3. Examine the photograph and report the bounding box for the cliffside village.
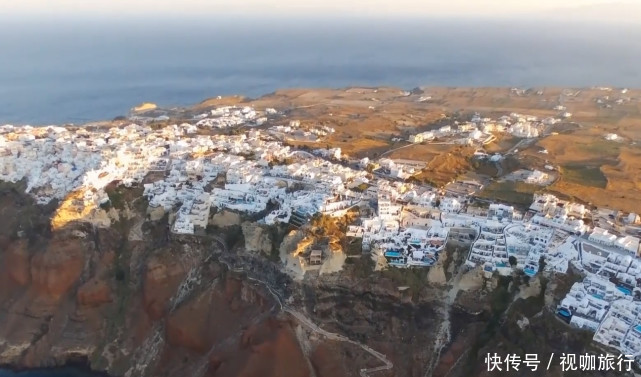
[1,104,641,363]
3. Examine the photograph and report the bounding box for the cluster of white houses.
[3,106,641,360]
[407,112,563,145]
[268,119,336,142]
[556,242,641,363]
[342,172,641,361]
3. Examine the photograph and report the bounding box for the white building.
[378,194,402,219]
[524,170,549,185]
[589,227,618,247]
[508,122,539,138]
[487,203,514,222]
[439,197,462,213]
[615,236,641,255]
[409,131,435,143]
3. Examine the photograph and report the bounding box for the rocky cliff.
[0,184,315,377]
[0,183,608,377]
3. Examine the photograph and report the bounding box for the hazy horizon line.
[2,12,640,26]
[3,0,639,17]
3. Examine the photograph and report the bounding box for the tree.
[508,255,517,267]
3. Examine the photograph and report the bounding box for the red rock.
[142,253,186,320]
[30,238,85,299]
[206,319,310,377]
[77,278,113,307]
[4,240,31,286]
[310,343,350,377]
[224,277,242,302]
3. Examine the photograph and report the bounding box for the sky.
[1,0,638,19]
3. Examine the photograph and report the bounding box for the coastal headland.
[1,86,640,377]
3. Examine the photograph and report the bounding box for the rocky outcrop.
[279,230,311,257]
[132,103,158,113]
[209,210,242,228]
[50,190,109,230]
[241,222,272,255]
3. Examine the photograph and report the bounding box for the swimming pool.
[617,286,632,296]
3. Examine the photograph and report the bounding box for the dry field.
[189,86,641,211]
[387,143,452,161]
[408,146,476,187]
[527,128,641,212]
[484,135,522,154]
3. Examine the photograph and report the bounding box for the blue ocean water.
[1,16,641,125]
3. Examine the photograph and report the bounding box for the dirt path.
[380,141,456,158]
[215,248,393,377]
[380,143,413,157]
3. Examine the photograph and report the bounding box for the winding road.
[210,237,393,377]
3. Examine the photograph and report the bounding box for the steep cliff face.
[0,184,316,377]
[0,184,595,377]
[0,184,449,377]
[296,279,444,377]
[205,319,311,377]
[0,222,315,377]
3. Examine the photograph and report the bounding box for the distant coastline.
[4,84,641,128]
[2,18,641,125]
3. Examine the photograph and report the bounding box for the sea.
[2,16,641,126]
